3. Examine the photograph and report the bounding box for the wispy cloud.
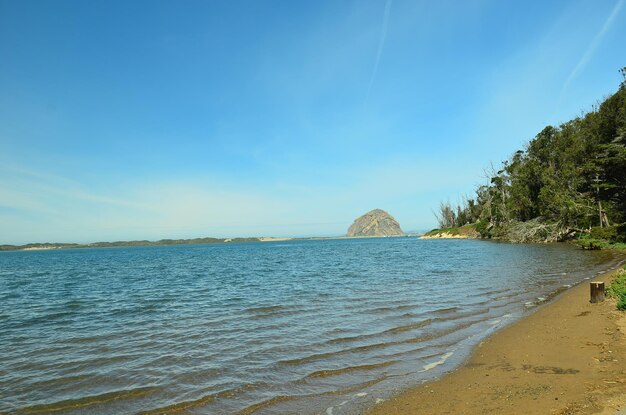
[560,0,624,97]
[365,0,393,103]
[0,161,146,212]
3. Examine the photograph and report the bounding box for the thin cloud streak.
[560,0,624,97]
[365,0,393,104]
[0,162,148,213]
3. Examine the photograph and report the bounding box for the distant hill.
[347,209,404,237]
[0,237,261,251]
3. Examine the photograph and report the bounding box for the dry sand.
[369,266,626,415]
[419,233,470,239]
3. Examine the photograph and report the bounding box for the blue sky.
[1,0,625,244]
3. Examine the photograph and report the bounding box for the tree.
[434,69,626,240]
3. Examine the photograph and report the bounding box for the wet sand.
[369,266,626,415]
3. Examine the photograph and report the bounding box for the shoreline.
[1,234,420,252]
[369,260,626,415]
[419,233,472,239]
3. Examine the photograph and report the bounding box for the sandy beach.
[369,263,626,415]
[419,232,471,239]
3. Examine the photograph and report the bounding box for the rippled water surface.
[0,238,622,414]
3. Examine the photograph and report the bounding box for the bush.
[608,267,626,310]
[589,226,619,242]
[617,223,626,242]
[575,237,611,250]
[575,224,626,249]
[475,220,491,237]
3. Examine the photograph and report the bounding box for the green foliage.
[587,225,626,242]
[574,231,626,250]
[608,267,626,311]
[434,199,481,229]
[435,68,626,245]
[474,220,491,237]
[574,237,612,250]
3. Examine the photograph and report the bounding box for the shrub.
[589,226,619,242]
[617,223,626,242]
[608,267,626,311]
[475,220,491,237]
[575,238,611,250]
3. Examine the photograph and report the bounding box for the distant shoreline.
[0,233,422,252]
[0,237,261,252]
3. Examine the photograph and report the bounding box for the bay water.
[0,238,622,414]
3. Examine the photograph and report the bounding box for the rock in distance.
[347,209,404,237]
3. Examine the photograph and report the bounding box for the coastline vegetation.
[608,265,626,310]
[434,68,626,247]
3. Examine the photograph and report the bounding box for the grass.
[608,266,626,311]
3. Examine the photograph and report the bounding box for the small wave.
[328,309,487,347]
[493,292,521,301]
[245,305,304,320]
[139,384,262,414]
[247,305,287,314]
[421,351,454,372]
[329,319,434,345]
[237,377,388,415]
[64,301,83,310]
[382,319,433,334]
[280,318,485,366]
[466,287,510,299]
[358,304,416,314]
[321,376,387,396]
[17,387,158,414]
[18,311,76,327]
[298,360,398,382]
[60,332,120,345]
[488,297,529,311]
[384,339,458,361]
[25,373,94,390]
[237,395,296,415]
[223,296,244,303]
[29,352,144,373]
[248,311,294,320]
[432,306,459,315]
[28,271,51,278]
[428,308,489,324]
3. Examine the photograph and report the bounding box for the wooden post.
[590,282,605,303]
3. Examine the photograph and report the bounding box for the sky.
[0,0,625,244]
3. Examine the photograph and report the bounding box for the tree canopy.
[435,68,626,243]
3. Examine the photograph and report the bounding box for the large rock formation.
[347,209,404,237]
